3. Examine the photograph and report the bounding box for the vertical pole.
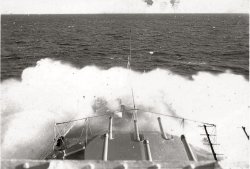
[204,125,217,161]
[130,29,131,60]
[180,135,197,161]
[157,117,168,139]
[103,133,109,161]
[109,116,113,139]
[85,118,88,146]
[127,29,131,69]
[63,150,66,160]
[54,123,57,140]
[242,126,249,140]
[144,140,152,161]
[134,119,140,141]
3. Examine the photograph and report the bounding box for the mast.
[127,28,136,110]
[127,28,140,141]
[127,29,131,70]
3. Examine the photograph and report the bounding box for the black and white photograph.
[1,0,249,168]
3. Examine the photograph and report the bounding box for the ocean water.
[1,14,249,164]
[1,14,249,80]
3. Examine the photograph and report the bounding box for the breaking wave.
[1,58,249,163]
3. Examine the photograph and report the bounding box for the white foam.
[1,58,249,162]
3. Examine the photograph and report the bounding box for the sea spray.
[1,58,249,162]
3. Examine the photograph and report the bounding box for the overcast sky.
[1,0,249,14]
